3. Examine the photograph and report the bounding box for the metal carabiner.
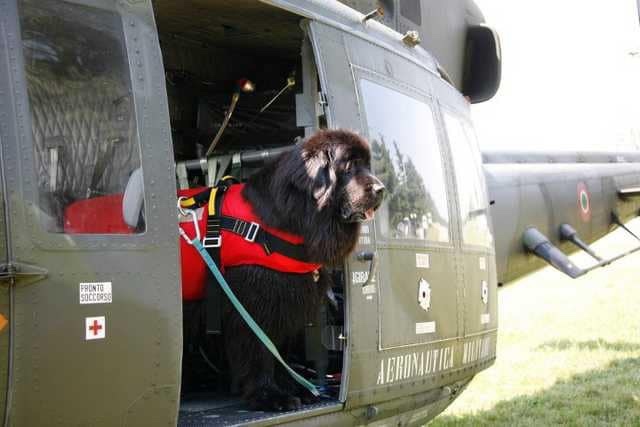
[177,197,201,245]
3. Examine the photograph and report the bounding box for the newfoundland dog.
[222,129,384,411]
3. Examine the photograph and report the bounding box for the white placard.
[415,321,436,335]
[352,271,369,285]
[359,235,372,245]
[416,253,430,269]
[362,284,376,295]
[85,316,106,340]
[481,313,491,324]
[79,282,112,305]
[479,257,486,270]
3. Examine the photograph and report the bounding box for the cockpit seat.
[63,167,144,234]
[26,72,139,230]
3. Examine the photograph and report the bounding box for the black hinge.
[0,262,48,287]
[317,91,328,116]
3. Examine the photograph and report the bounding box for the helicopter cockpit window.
[444,113,493,248]
[359,79,450,243]
[18,0,145,234]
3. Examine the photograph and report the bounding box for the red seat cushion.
[64,194,133,234]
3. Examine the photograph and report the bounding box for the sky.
[472,0,640,152]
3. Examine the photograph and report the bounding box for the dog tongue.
[364,208,375,221]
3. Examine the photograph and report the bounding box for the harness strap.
[191,238,320,397]
[218,216,311,262]
[181,178,313,263]
[202,177,237,334]
[183,176,317,332]
[180,188,212,210]
[178,176,237,213]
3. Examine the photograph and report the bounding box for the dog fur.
[221,129,384,411]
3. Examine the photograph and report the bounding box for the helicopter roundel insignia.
[577,182,591,222]
[417,278,431,312]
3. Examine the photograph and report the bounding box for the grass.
[430,218,640,426]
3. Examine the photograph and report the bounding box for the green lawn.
[431,219,640,426]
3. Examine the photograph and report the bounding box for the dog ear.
[310,148,337,209]
[313,150,338,210]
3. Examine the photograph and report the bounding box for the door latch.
[356,251,377,287]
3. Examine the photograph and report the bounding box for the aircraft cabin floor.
[178,392,340,426]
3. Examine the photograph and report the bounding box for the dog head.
[294,129,385,223]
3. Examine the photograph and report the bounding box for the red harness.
[178,183,321,301]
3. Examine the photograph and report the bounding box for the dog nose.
[373,182,385,195]
[371,177,385,196]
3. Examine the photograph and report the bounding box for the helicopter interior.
[153,0,346,419]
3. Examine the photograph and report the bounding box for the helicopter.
[0,0,639,426]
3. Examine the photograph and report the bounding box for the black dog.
[222,129,384,411]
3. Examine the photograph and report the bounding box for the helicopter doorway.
[150,1,348,421]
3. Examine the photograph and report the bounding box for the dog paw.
[249,392,302,412]
[300,391,320,405]
[279,395,302,411]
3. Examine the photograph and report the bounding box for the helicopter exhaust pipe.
[558,224,603,261]
[524,222,640,279]
[522,227,583,278]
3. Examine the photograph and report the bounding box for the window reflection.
[360,79,449,243]
[19,0,145,234]
[444,113,493,247]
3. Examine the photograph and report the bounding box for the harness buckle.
[177,197,201,245]
[203,236,222,248]
[245,222,260,243]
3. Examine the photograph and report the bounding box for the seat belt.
[87,137,121,198]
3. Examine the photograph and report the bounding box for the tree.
[372,136,445,236]
[371,137,397,195]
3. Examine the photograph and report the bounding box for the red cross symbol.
[89,319,103,336]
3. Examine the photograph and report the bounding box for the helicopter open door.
[308,19,463,405]
[305,20,378,403]
[0,0,181,424]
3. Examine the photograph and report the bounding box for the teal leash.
[191,238,320,397]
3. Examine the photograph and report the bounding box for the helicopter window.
[18,0,145,234]
[444,112,493,248]
[359,79,450,243]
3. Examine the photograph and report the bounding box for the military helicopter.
[0,0,639,426]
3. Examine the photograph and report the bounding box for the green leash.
[191,238,320,397]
